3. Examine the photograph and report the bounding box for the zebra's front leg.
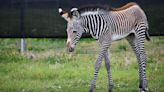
[89,47,108,92]
[104,52,113,92]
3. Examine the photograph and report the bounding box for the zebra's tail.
[145,28,150,41]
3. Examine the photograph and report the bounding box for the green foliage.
[0,37,163,92]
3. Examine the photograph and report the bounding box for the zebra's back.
[105,4,148,41]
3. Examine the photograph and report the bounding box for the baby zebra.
[58,2,150,92]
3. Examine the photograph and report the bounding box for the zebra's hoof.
[89,89,93,92]
[139,88,148,92]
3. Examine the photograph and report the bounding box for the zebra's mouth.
[68,47,74,52]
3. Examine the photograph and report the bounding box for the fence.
[0,0,164,53]
[0,0,164,38]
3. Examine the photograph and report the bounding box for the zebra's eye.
[73,31,77,33]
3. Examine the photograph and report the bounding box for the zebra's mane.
[78,5,111,16]
[77,2,138,16]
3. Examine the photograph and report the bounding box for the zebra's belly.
[112,34,128,41]
[111,30,135,41]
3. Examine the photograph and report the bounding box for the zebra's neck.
[81,14,107,39]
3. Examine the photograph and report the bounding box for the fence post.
[20,0,26,54]
[21,38,26,54]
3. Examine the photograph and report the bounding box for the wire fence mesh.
[0,0,164,38]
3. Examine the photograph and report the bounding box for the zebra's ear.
[71,8,80,19]
[58,7,70,21]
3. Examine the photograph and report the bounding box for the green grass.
[0,37,163,92]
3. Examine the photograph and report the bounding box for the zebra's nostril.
[68,47,74,52]
[67,47,74,52]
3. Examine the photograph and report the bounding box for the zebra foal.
[58,2,150,92]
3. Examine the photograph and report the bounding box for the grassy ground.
[0,37,163,92]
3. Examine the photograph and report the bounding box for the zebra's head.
[58,8,84,52]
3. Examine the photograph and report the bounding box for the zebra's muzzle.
[68,47,74,52]
[66,41,75,52]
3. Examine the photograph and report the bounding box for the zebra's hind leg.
[126,33,148,92]
[104,52,113,92]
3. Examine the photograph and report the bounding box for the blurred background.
[0,0,164,38]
